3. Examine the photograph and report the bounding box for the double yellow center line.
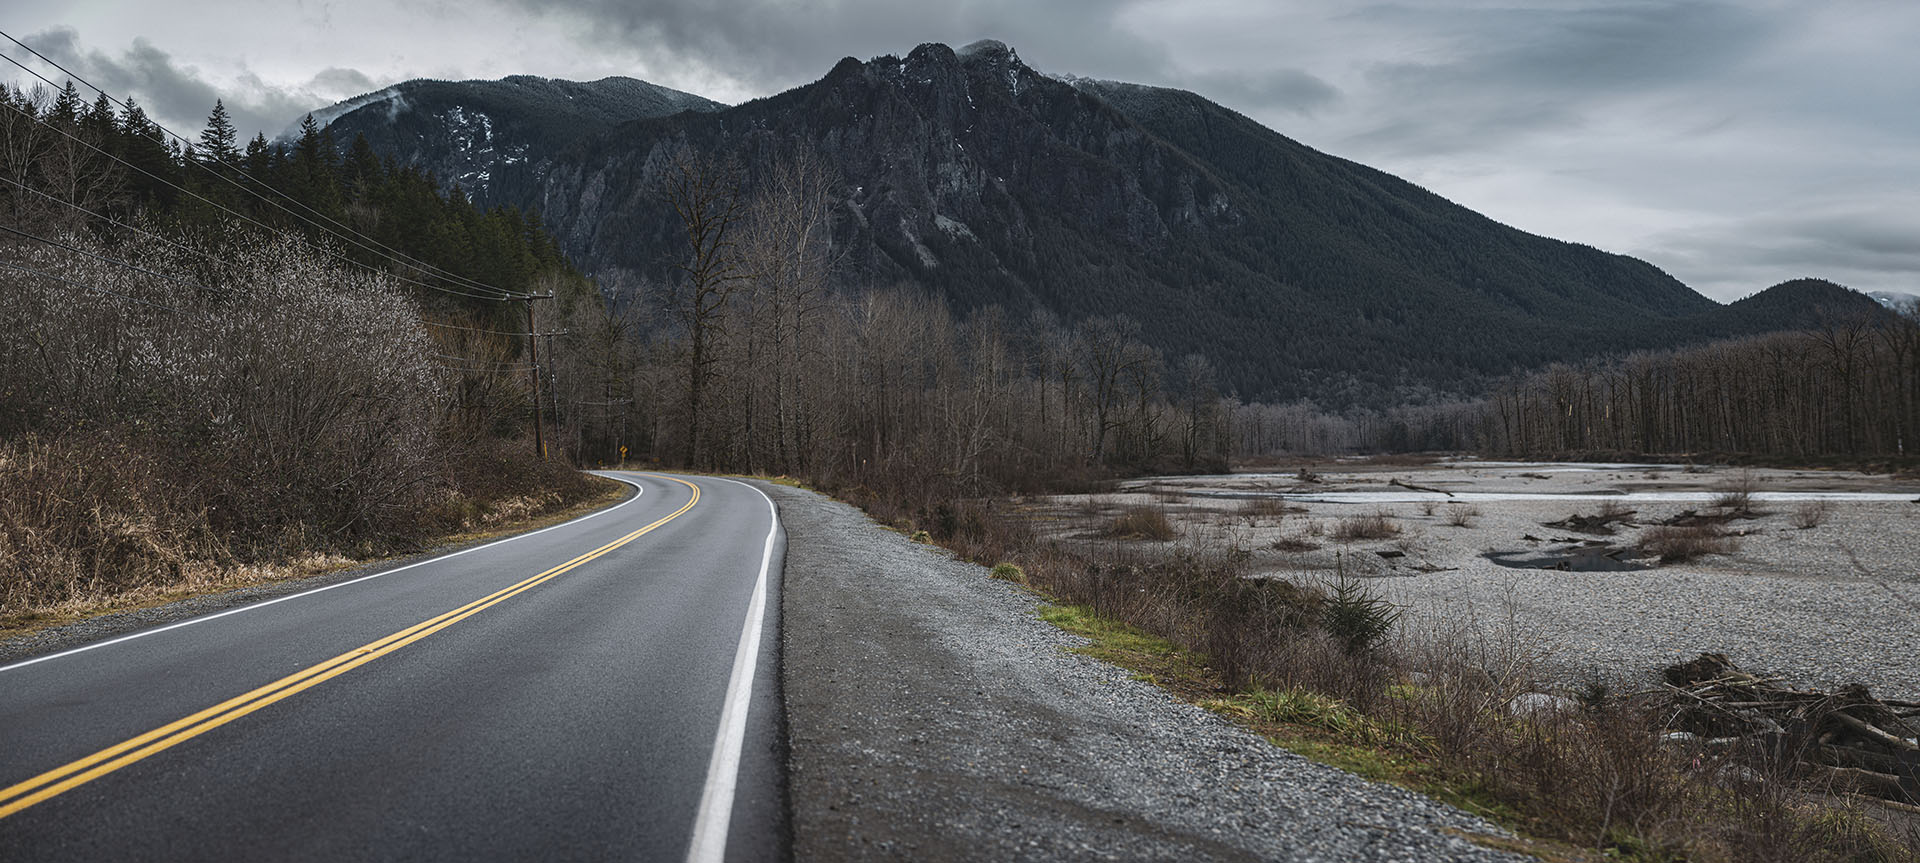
[0,474,698,821]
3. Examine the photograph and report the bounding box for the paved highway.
[0,472,786,862]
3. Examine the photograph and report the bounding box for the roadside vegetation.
[881,494,1920,862]
[0,85,611,629]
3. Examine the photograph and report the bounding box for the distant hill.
[311,75,721,202]
[311,41,1890,404]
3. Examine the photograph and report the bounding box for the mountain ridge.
[310,41,1890,404]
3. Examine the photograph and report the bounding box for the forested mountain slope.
[312,75,721,206]
[317,40,1886,404]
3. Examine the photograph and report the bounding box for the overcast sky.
[8,0,1918,302]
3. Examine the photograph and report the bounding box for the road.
[0,472,786,862]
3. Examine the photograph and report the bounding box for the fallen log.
[1389,478,1453,497]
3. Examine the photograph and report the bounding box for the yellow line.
[0,474,701,820]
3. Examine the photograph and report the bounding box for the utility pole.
[526,294,554,460]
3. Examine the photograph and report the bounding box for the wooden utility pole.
[526,294,553,460]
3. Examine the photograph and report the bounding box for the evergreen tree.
[50,82,83,128]
[198,99,241,164]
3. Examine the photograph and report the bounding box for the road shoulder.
[769,484,1527,862]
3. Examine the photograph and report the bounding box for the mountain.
[312,41,1887,404]
[310,75,722,201]
[1868,290,1919,318]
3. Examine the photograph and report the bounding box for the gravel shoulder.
[767,483,1526,862]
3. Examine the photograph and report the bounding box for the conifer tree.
[198,99,241,164]
[50,82,83,127]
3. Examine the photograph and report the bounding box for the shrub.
[1238,497,1295,518]
[1332,511,1401,542]
[1637,524,1739,563]
[1321,571,1402,654]
[1712,469,1761,514]
[1271,534,1320,553]
[1106,506,1177,541]
[1792,499,1833,530]
[1443,504,1480,528]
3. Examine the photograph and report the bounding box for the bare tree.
[656,146,748,468]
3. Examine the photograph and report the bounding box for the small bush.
[1637,524,1739,563]
[1271,535,1320,553]
[1712,469,1761,514]
[989,562,1026,583]
[1321,571,1402,654]
[1106,506,1177,541]
[909,529,932,543]
[1443,504,1481,528]
[1238,497,1295,518]
[1792,499,1833,530]
[1332,511,1401,542]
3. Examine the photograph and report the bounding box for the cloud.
[1182,68,1338,115]
[1345,2,1778,155]
[1643,202,1920,299]
[14,27,388,142]
[464,0,1170,98]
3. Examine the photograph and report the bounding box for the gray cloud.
[18,26,386,142]
[1182,68,1338,116]
[1643,203,1920,299]
[470,0,1171,96]
[1348,2,1777,154]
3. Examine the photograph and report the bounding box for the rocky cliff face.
[316,42,1884,403]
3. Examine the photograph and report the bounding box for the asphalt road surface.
[0,472,786,862]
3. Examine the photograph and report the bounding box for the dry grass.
[1106,506,1178,541]
[1637,524,1740,563]
[0,431,612,632]
[1238,497,1299,518]
[1332,511,1402,542]
[1793,499,1835,530]
[1443,504,1481,528]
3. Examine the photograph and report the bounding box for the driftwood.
[1389,478,1453,497]
[1544,509,1638,536]
[1661,653,1920,806]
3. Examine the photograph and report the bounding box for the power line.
[0,98,512,303]
[0,82,520,304]
[0,258,186,314]
[0,32,526,301]
[0,174,233,269]
[0,222,215,297]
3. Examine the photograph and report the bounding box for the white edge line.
[0,474,647,676]
[686,477,780,863]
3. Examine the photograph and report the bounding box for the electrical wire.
[0,222,215,296]
[0,88,520,303]
[0,32,526,301]
[0,258,187,314]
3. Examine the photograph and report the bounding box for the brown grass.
[1332,511,1402,542]
[1238,497,1299,518]
[0,431,611,631]
[1793,499,1835,530]
[1637,524,1740,563]
[1443,504,1481,528]
[1106,506,1178,541]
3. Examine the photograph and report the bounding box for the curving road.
[0,472,786,862]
